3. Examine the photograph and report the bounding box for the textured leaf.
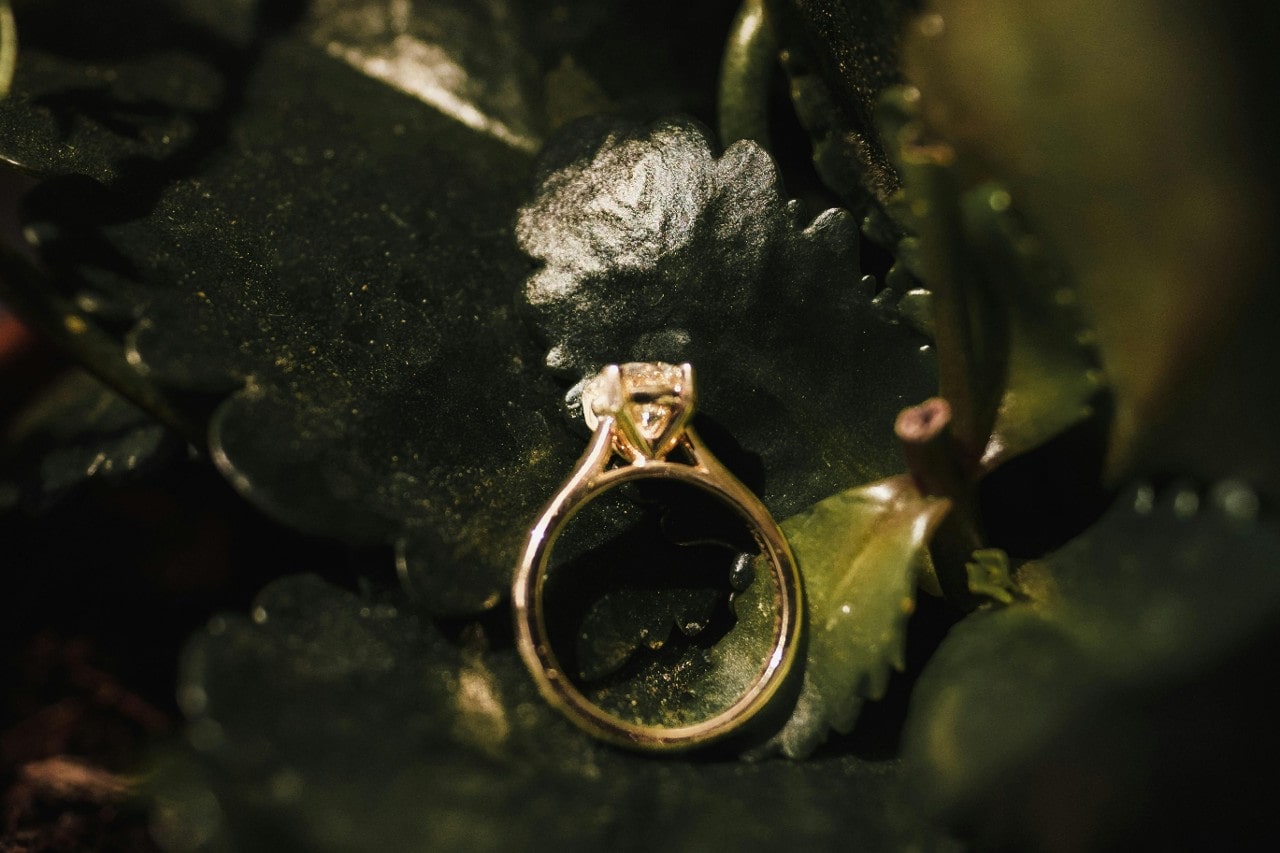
[902,481,1280,847]
[158,573,961,852]
[0,0,743,614]
[752,474,950,758]
[518,116,935,520]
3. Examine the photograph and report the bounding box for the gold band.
[512,363,803,751]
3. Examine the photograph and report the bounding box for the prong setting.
[580,362,693,460]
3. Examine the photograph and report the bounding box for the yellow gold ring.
[512,362,803,751]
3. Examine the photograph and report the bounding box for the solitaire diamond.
[581,362,692,458]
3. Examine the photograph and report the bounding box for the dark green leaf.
[518,116,935,519]
[1,368,180,510]
[903,482,1280,847]
[159,573,959,852]
[764,0,920,212]
[0,0,744,614]
[0,0,916,617]
[879,88,1105,472]
[900,0,1280,491]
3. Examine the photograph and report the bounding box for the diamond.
[581,362,692,458]
[619,362,685,439]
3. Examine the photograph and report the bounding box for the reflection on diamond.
[581,363,690,453]
[619,362,685,442]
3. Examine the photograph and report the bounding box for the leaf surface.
[754,474,950,758]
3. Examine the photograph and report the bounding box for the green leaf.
[903,482,1280,847]
[0,1,761,615]
[752,474,950,759]
[518,116,935,519]
[158,573,960,852]
[881,90,1105,470]
[957,185,1104,470]
[900,0,1280,491]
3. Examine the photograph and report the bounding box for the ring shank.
[512,422,803,751]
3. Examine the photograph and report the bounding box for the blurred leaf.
[0,0,744,614]
[161,573,960,852]
[881,88,1105,471]
[763,0,920,212]
[903,481,1280,847]
[958,184,1105,470]
[751,474,950,758]
[1,368,181,510]
[901,0,1280,491]
[0,0,15,100]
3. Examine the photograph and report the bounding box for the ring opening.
[539,479,782,730]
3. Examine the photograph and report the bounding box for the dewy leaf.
[161,573,959,852]
[518,116,936,519]
[902,481,1280,847]
[752,474,951,759]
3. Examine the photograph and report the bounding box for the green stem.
[717,0,777,150]
[896,396,986,607]
[907,152,1008,465]
[1,0,16,99]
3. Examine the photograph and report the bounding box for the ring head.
[581,362,693,460]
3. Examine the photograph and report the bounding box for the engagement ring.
[512,363,803,751]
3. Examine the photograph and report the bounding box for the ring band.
[512,363,803,751]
